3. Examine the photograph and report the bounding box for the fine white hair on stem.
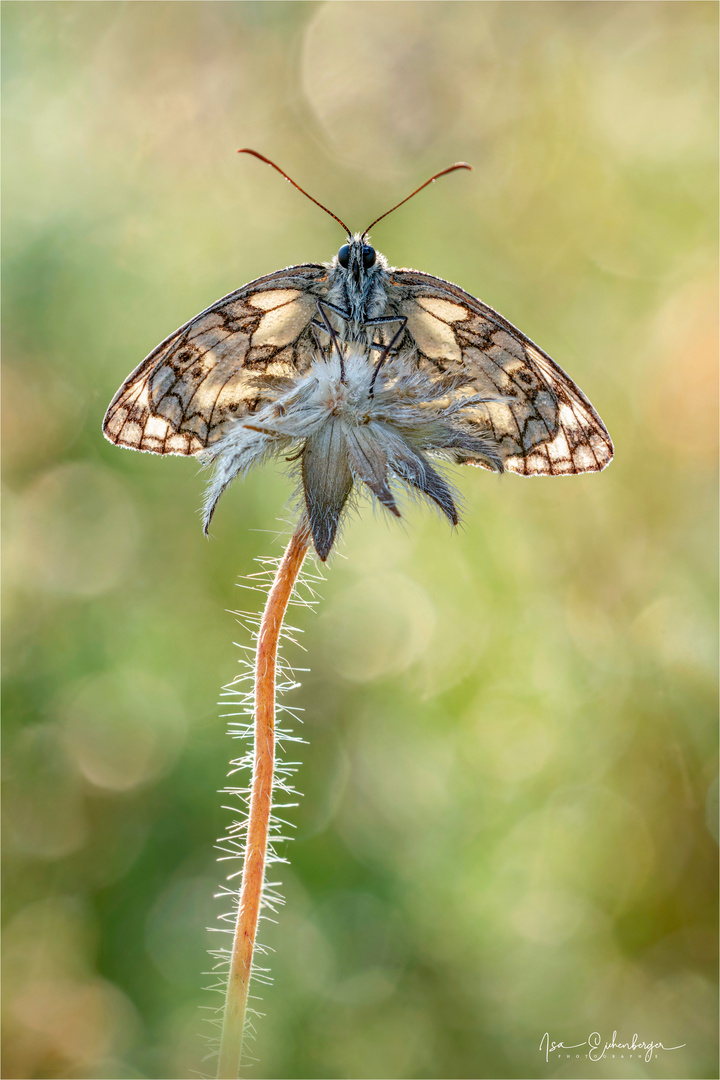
[199,340,506,562]
[202,521,320,1076]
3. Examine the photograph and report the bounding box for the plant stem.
[217,516,312,1080]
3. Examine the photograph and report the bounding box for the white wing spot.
[144,415,169,440]
[402,301,462,362]
[248,289,302,311]
[251,296,316,348]
[573,445,597,470]
[416,296,469,323]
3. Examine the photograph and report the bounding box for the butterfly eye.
[338,244,350,268]
[362,244,376,269]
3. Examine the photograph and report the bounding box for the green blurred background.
[3,3,717,1078]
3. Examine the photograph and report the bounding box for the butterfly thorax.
[325,233,390,331]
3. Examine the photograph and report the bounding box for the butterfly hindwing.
[103,265,328,455]
[389,269,613,475]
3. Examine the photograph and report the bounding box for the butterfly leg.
[313,300,400,345]
[312,299,352,382]
[367,318,407,398]
[312,301,408,397]
[313,298,352,326]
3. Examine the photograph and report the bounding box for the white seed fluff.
[200,345,505,560]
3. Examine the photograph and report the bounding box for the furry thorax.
[200,342,505,561]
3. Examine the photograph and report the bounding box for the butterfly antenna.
[238,149,352,237]
[362,162,472,236]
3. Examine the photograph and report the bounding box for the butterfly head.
[336,233,378,282]
[338,238,377,276]
[328,233,388,322]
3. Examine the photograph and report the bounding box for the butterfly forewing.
[389,270,613,475]
[103,265,328,455]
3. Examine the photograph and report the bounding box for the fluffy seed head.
[200,341,505,560]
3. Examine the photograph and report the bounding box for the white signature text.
[540,1030,686,1064]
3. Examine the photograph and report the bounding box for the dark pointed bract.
[302,422,354,560]
[344,425,401,518]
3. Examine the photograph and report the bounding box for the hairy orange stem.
[217,517,311,1080]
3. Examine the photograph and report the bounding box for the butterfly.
[103,150,613,502]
